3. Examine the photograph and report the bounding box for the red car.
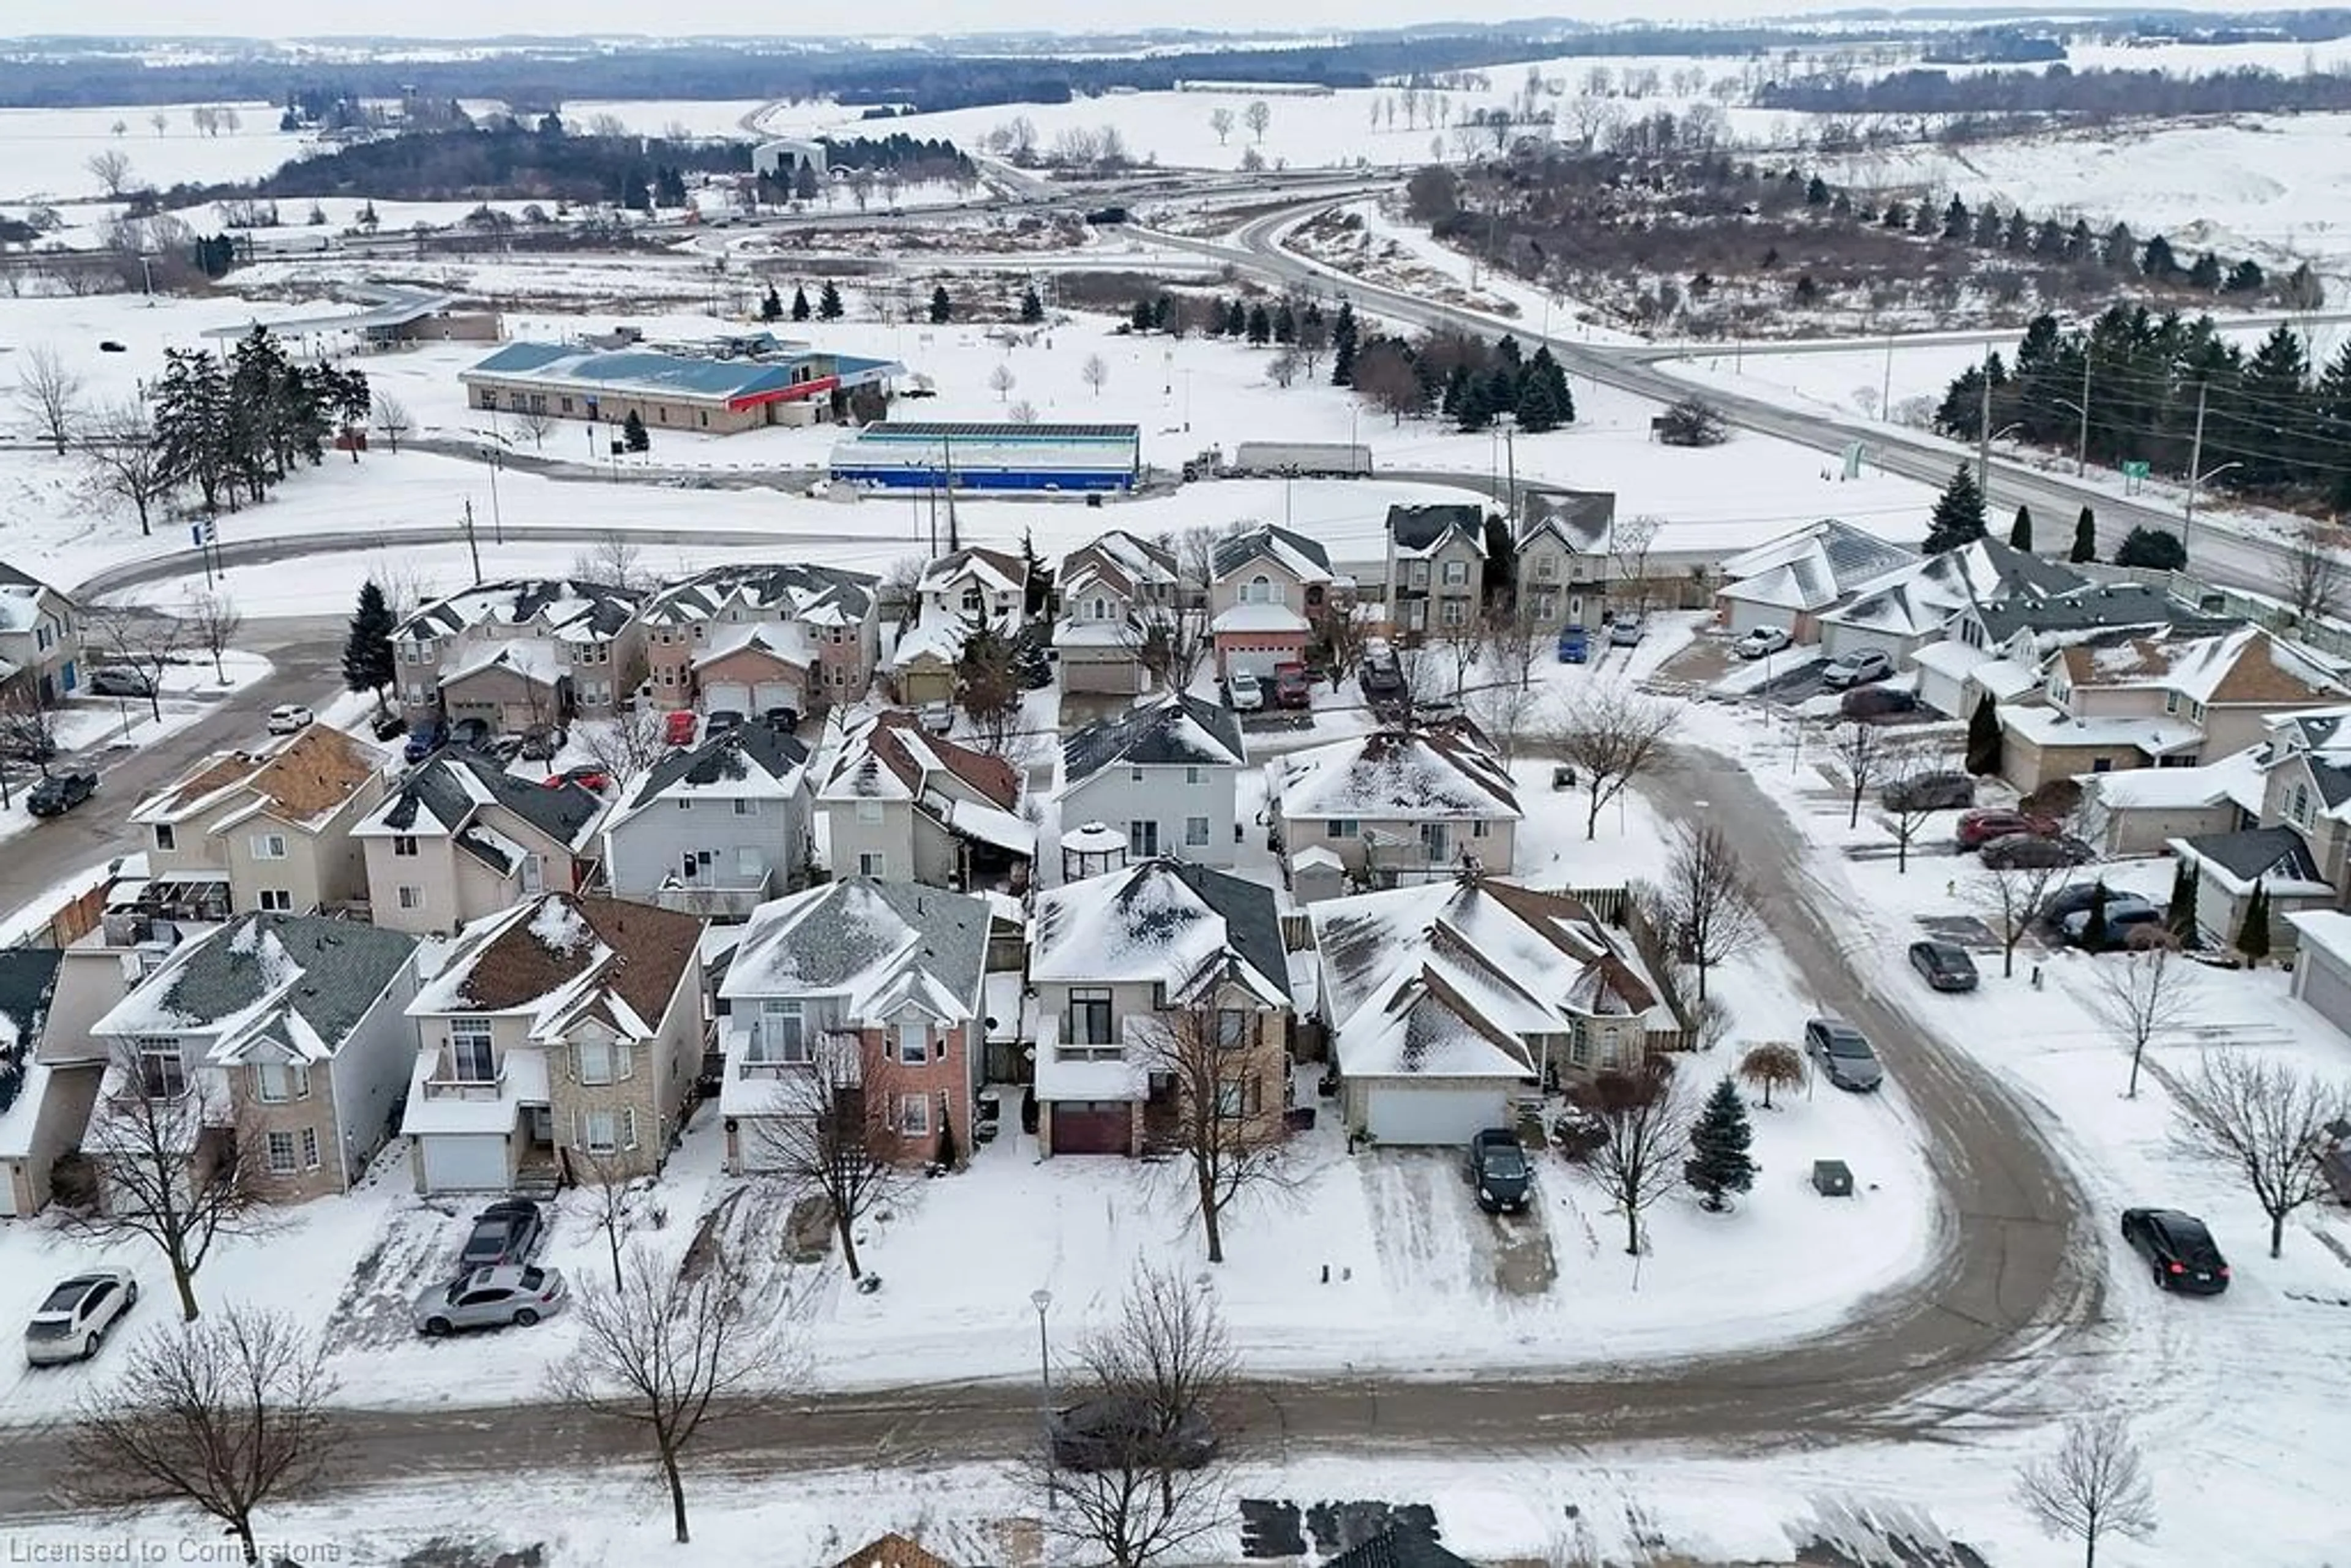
[1272,662,1312,710]
[544,768,612,793]
[1957,808,2058,850]
[663,710,698,748]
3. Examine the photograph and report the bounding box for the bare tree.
[573,533,648,591]
[1209,107,1235,146]
[1469,673,1542,764]
[1308,599,1365,692]
[577,710,672,784]
[88,607,181,723]
[1875,741,1954,873]
[746,1034,909,1282]
[988,364,1017,402]
[72,1048,272,1321]
[17,343,83,456]
[2014,1413,2157,1567]
[67,1308,338,1565]
[1549,687,1676,840]
[1575,1059,1692,1256]
[1736,1042,1805,1109]
[182,588,242,685]
[1133,998,1292,1265]
[1243,99,1272,143]
[1660,819,1762,1000]
[1264,348,1300,389]
[1970,861,2066,979]
[553,1241,792,1545]
[78,399,174,538]
[1007,399,1040,426]
[1607,512,1663,619]
[2169,1051,2350,1259]
[572,1144,649,1292]
[1435,608,1482,698]
[86,148,135,197]
[2277,522,2345,625]
[1826,720,1882,829]
[1030,1268,1240,1568]
[0,687,58,798]
[1477,602,1544,692]
[1355,340,1425,424]
[1083,353,1110,396]
[149,110,168,137]
[372,392,413,454]
[2088,943,2197,1098]
[1127,603,1209,694]
[514,404,557,449]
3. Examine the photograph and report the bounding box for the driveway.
[1359,1152,1557,1301]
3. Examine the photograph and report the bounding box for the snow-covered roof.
[1974,658,2042,701]
[924,791,1036,856]
[94,914,416,1064]
[395,577,640,645]
[438,637,564,689]
[355,749,601,853]
[889,606,973,670]
[818,710,1021,812]
[608,722,809,831]
[2086,746,2266,814]
[1060,693,1247,793]
[2285,909,2351,968]
[1909,639,1991,683]
[638,562,877,628]
[1060,529,1180,600]
[719,879,989,1022]
[691,619,818,672]
[2001,705,2201,756]
[1273,719,1520,824]
[1029,858,1288,1007]
[407,894,702,1043]
[1211,522,1332,585]
[1033,1020,1150,1103]
[1209,602,1311,634]
[1716,519,1918,612]
[1387,503,1485,560]
[2171,828,2334,899]
[2058,625,2342,707]
[917,546,1026,600]
[401,1043,549,1134]
[1821,538,2084,642]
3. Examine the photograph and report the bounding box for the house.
[888,547,1027,706]
[1913,577,2221,718]
[2287,910,2351,1037]
[815,710,1033,890]
[1057,694,1247,868]
[1209,523,1333,680]
[2167,827,2334,958]
[402,894,705,1194]
[715,879,989,1175]
[0,950,64,1217]
[461,337,903,434]
[1812,538,2083,667]
[1310,876,1676,1145]
[1027,858,1291,1157]
[2000,626,2344,794]
[602,721,814,917]
[639,562,880,718]
[1057,530,1183,696]
[2080,746,2263,857]
[128,727,385,918]
[1384,503,1487,643]
[1514,488,1614,631]
[1711,519,1918,642]
[2163,706,2351,955]
[0,563,79,705]
[352,750,604,934]
[89,914,422,1201]
[830,1536,959,1568]
[1270,718,1521,895]
[392,578,646,730]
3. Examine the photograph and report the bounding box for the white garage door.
[752,680,798,712]
[2298,947,2351,1030]
[1720,598,1783,637]
[418,1134,508,1193]
[1365,1085,1509,1147]
[0,1166,17,1217]
[1224,645,1286,680]
[701,681,751,714]
[1820,624,1907,663]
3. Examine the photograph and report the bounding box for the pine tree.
[1273,302,1295,344]
[2238,879,2273,966]
[817,279,843,320]
[1441,362,1471,421]
[760,283,782,322]
[928,285,952,324]
[1684,1076,1756,1213]
[790,283,811,322]
[1152,296,1173,333]
[1225,299,1247,337]
[1019,284,1043,324]
[1924,463,1987,553]
[1130,298,1155,332]
[1515,367,1564,433]
[2167,857,2199,945]
[1965,692,2003,776]
[1245,303,1271,345]
[1330,301,1359,389]
[2083,885,2112,952]
[622,410,649,452]
[342,580,397,704]
[2071,505,2098,563]
[2009,503,2033,551]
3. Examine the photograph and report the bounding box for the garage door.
[1821,625,1906,664]
[0,1166,17,1217]
[701,682,751,714]
[1050,1101,1133,1155]
[752,680,798,713]
[2298,947,2351,1029]
[1365,1085,1509,1147]
[418,1134,509,1193]
[1224,645,1286,680]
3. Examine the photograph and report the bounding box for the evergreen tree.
[1527,345,1573,424]
[1245,304,1272,345]
[1225,299,1247,337]
[2008,503,2033,550]
[1515,367,1565,433]
[1804,173,1829,204]
[1965,692,2003,776]
[2188,250,2223,291]
[1273,302,1295,344]
[1684,1077,1756,1212]
[2115,526,2186,569]
[2224,258,2267,295]
[790,283,811,322]
[2237,879,2273,966]
[1019,284,1043,324]
[1494,335,1523,370]
[342,580,396,703]
[2238,325,2311,488]
[928,285,952,324]
[1152,296,1174,333]
[2140,234,2178,278]
[1131,298,1155,332]
[1941,193,1970,239]
[1924,463,1987,553]
[760,283,782,322]
[2071,505,2098,563]
[622,409,649,452]
[2083,885,2112,952]
[817,279,843,320]
[1481,366,1517,423]
[2003,208,2033,252]
[1441,362,1471,421]
[2167,857,2199,946]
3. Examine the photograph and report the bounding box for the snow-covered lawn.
[0,102,313,206]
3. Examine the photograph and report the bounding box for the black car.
[2041,882,2114,928]
[1907,940,1979,992]
[1980,833,2096,870]
[1840,686,1919,721]
[26,771,97,818]
[1880,771,1974,812]
[1049,1395,1217,1472]
[447,717,493,750]
[457,1199,544,1272]
[1464,1128,1532,1214]
[1359,660,1404,699]
[759,705,800,735]
[519,724,567,762]
[370,711,410,742]
[2121,1207,2229,1294]
[705,708,745,735]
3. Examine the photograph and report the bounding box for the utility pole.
[1975,348,1992,499]
[1881,335,1893,422]
[1504,422,1518,519]
[2074,347,2093,477]
[462,497,482,585]
[943,430,959,553]
[2183,381,2208,560]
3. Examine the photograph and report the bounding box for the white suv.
[24,1269,138,1366]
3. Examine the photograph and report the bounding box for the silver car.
[413,1264,569,1337]
[25,1268,139,1366]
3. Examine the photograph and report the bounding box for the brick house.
[1208,523,1333,680]
[392,579,645,730]
[639,562,880,719]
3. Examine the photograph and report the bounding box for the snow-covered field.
[0,102,312,205]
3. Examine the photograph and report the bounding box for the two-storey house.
[0,563,80,706]
[1057,530,1183,696]
[1514,489,1614,633]
[88,913,421,1202]
[1208,524,1333,680]
[1712,519,1920,643]
[815,710,1032,890]
[353,750,604,934]
[716,878,989,1174]
[1026,858,1292,1157]
[393,579,646,731]
[639,562,880,720]
[1310,874,1676,1145]
[1057,694,1247,868]
[128,727,384,918]
[2159,705,2351,959]
[1270,716,1521,896]
[888,547,1028,707]
[602,721,814,917]
[401,893,705,1194]
[1384,504,1487,644]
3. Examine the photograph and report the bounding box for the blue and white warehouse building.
[828,421,1141,493]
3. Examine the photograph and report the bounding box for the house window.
[580,1107,637,1155]
[253,1062,308,1103]
[393,835,418,857]
[257,890,293,912]
[1441,560,1469,587]
[300,1127,320,1170]
[1214,1076,1262,1117]
[1408,561,1430,588]
[855,800,883,825]
[895,1093,930,1136]
[153,824,176,852]
[733,799,757,816]
[1186,816,1210,847]
[1328,818,1359,838]
[397,885,423,911]
[136,1037,184,1098]
[2164,692,2180,715]
[1569,1033,1591,1068]
[1439,599,1466,628]
[858,852,887,877]
[2290,784,2311,827]
[449,1021,496,1084]
[752,1000,809,1065]
[1216,1009,1248,1049]
[576,1037,632,1085]
[1534,555,1557,580]
[250,833,288,860]
[1185,767,1203,786]
[735,847,763,880]
[2091,758,2113,773]
[1069,987,1114,1046]
[676,798,694,811]
[1471,819,1491,839]
[896,1022,928,1065]
[1420,823,1450,861]
[266,1131,298,1174]
[1247,574,1273,604]
[1130,767,1146,784]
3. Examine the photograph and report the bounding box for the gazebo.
[1060,820,1126,883]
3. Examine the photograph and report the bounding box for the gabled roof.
[1325,1528,1479,1568]
[408,894,702,1039]
[918,546,1026,599]
[132,749,269,825]
[96,914,417,1063]
[438,637,563,690]
[638,561,877,628]
[612,722,809,825]
[1030,858,1289,1007]
[1061,693,1246,791]
[1973,580,2233,645]
[2058,625,2341,707]
[1822,538,2083,640]
[1717,519,1918,612]
[819,710,1021,811]
[2172,825,2331,898]
[0,949,62,1116]
[831,1536,958,1568]
[357,750,602,852]
[691,619,818,673]
[1386,503,1487,558]
[1516,486,1616,553]
[719,879,988,1021]
[393,578,641,645]
[1060,529,1181,598]
[1274,718,1520,823]
[0,572,70,632]
[1211,523,1332,585]
[130,727,378,831]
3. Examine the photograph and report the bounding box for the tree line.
[1758,62,2351,118]
[130,328,369,523]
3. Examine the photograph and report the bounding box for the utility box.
[1812,1159,1854,1198]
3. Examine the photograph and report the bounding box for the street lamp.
[1030,1288,1054,1495]
[2183,460,2241,560]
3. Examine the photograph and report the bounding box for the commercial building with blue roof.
[459,334,904,435]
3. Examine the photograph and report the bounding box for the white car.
[1733,626,1792,659]
[24,1269,138,1366]
[1821,649,1895,689]
[1226,671,1265,712]
[266,703,315,735]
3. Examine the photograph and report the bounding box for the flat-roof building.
[828,421,1141,492]
[458,336,904,435]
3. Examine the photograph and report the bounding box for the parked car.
[26,770,96,819]
[413,1264,570,1336]
[1555,625,1589,664]
[1839,686,1918,721]
[86,665,154,699]
[98,339,127,353]
[2059,895,2164,947]
[457,1198,544,1272]
[1272,662,1311,710]
[403,721,445,763]
[545,765,611,793]
[1608,617,1645,648]
[1804,1016,1884,1092]
[1821,649,1895,689]
[663,710,699,747]
[760,705,801,735]
[1957,808,2058,850]
[703,709,745,737]
[1907,940,1980,992]
[2121,1207,2229,1294]
[2041,882,2114,927]
[266,703,313,735]
[1049,1395,1218,1472]
[519,724,567,762]
[447,717,493,750]
[1881,771,1974,813]
[1732,626,1791,659]
[1226,670,1265,713]
[1981,833,2096,870]
[370,711,408,743]
[1464,1128,1532,1214]
[918,702,956,735]
[23,1269,138,1366]
[1360,656,1405,696]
